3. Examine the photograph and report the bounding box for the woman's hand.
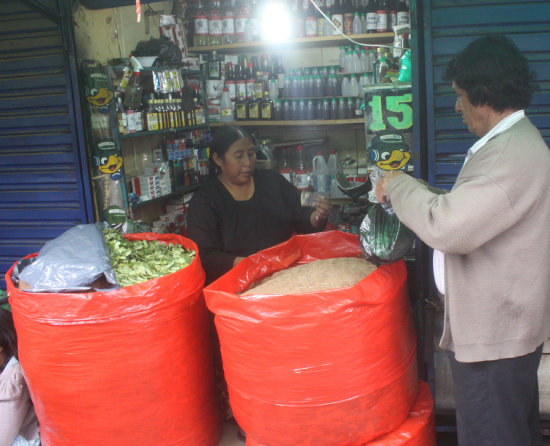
[310,195,331,228]
[375,171,403,204]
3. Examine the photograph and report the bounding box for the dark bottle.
[396,0,409,24]
[366,0,377,33]
[274,99,283,120]
[337,97,346,119]
[247,92,260,120]
[298,99,307,120]
[290,99,299,120]
[330,97,338,119]
[235,91,248,120]
[342,0,354,34]
[376,0,389,33]
[306,99,315,120]
[331,0,344,35]
[389,0,397,29]
[261,91,274,120]
[283,99,292,120]
[322,98,330,120]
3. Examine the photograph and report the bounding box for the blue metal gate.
[0,0,92,289]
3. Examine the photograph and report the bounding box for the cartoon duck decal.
[94,151,123,180]
[87,87,114,108]
[369,131,411,171]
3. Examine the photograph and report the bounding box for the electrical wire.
[308,0,405,50]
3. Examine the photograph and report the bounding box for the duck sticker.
[94,152,123,180]
[369,131,411,171]
[87,87,114,110]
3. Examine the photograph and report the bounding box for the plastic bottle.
[327,149,340,197]
[352,48,362,73]
[220,87,233,122]
[349,74,359,96]
[234,0,248,43]
[341,75,350,97]
[312,151,329,195]
[360,47,369,71]
[352,11,362,34]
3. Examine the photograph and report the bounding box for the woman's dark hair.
[208,125,254,177]
[443,34,538,111]
[0,303,17,361]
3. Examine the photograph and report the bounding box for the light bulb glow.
[261,2,291,44]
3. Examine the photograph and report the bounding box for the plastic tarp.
[6,233,221,446]
[204,230,418,446]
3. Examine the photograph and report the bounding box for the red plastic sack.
[204,231,418,446]
[6,233,221,446]
[367,381,436,446]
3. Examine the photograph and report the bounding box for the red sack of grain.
[6,233,221,446]
[204,230,418,446]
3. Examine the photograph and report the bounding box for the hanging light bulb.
[261,1,291,43]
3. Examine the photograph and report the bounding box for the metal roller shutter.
[0,0,92,290]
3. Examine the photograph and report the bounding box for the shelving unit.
[210,118,364,127]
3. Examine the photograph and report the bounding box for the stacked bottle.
[191,0,410,46]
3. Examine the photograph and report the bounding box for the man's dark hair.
[443,34,538,111]
[0,305,17,360]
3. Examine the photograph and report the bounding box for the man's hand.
[375,171,404,204]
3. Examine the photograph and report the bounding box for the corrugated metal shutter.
[0,0,93,289]
[422,0,550,189]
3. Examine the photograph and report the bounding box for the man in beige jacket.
[377,34,550,446]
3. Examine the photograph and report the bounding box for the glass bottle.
[366,0,377,33]
[248,92,260,120]
[194,0,209,46]
[234,0,248,43]
[221,0,235,44]
[260,91,274,120]
[235,91,248,120]
[208,0,223,45]
[376,0,388,33]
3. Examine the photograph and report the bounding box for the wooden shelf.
[188,33,394,53]
[130,184,200,209]
[119,124,209,139]
[209,118,364,127]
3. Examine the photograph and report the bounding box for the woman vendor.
[187,125,331,284]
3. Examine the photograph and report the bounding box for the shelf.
[130,183,200,209]
[188,33,394,53]
[119,124,209,139]
[209,118,364,127]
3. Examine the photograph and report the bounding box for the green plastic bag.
[359,203,415,265]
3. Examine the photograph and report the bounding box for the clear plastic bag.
[360,203,415,265]
[17,223,118,292]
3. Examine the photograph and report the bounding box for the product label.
[194,17,208,35]
[317,18,325,36]
[294,171,311,190]
[236,81,246,99]
[146,112,159,131]
[221,108,233,117]
[279,168,292,183]
[235,17,247,34]
[397,11,409,24]
[376,11,388,32]
[305,17,318,37]
[226,81,236,100]
[236,103,247,120]
[261,102,272,119]
[208,18,222,36]
[366,12,377,31]
[246,79,255,99]
[343,13,354,34]
[222,17,235,34]
[253,81,264,99]
[331,13,343,34]
[248,103,259,119]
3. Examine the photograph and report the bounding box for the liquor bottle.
[221,0,235,44]
[193,0,209,46]
[293,145,311,191]
[396,0,409,24]
[342,0,354,34]
[324,0,334,36]
[304,0,317,37]
[316,0,326,37]
[260,91,274,120]
[366,0,377,33]
[389,0,397,29]
[235,91,248,120]
[278,147,293,183]
[208,0,223,45]
[331,0,344,35]
[376,0,388,33]
[245,62,255,99]
[248,0,261,42]
[247,92,260,120]
[234,0,248,43]
[220,87,234,122]
[225,62,236,100]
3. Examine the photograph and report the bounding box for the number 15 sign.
[363,83,413,134]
